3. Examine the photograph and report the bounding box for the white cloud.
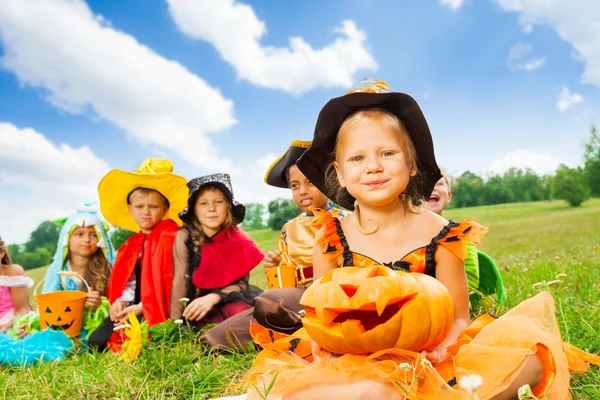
[488,150,565,176]
[497,0,600,86]
[557,86,583,112]
[507,42,546,71]
[234,153,287,206]
[440,0,465,10]
[522,57,546,71]
[166,0,377,94]
[0,0,236,172]
[0,122,110,243]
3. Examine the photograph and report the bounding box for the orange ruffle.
[246,292,599,400]
[438,220,488,261]
[309,207,344,260]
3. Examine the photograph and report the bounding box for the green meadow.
[2,199,599,399]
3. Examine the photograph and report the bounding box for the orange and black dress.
[244,209,600,400]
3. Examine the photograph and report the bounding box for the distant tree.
[554,165,590,207]
[242,203,267,231]
[24,221,60,254]
[18,247,53,270]
[538,175,554,201]
[110,228,135,251]
[451,171,485,208]
[6,244,22,263]
[583,124,600,196]
[267,198,301,231]
[483,175,514,205]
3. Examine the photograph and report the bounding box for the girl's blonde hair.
[325,109,426,233]
[0,236,11,265]
[187,186,235,253]
[440,168,452,192]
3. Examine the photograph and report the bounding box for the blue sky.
[1,0,598,243]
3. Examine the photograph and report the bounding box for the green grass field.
[2,199,600,399]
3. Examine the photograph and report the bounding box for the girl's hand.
[86,290,102,312]
[109,301,127,322]
[183,294,220,321]
[17,322,30,338]
[311,339,338,360]
[263,251,281,269]
[0,323,9,333]
[115,303,143,324]
[420,347,449,366]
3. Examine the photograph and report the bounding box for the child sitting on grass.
[88,158,188,351]
[0,236,32,334]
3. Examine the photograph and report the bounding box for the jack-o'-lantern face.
[43,305,76,331]
[37,290,87,337]
[300,265,454,354]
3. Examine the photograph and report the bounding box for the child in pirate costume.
[169,173,264,329]
[202,141,346,349]
[88,158,188,351]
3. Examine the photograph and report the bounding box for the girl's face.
[288,165,329,213]
[69,226,99,258]
[194,188,230,236]
[425,177,452,216]
[334,119,416,208]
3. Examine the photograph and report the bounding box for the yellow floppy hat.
[98,158,189,232]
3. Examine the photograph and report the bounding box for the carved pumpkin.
[36,290,88,337]
[300,265,454,354]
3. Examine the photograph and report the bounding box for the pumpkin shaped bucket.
[266,265,297,289]
[34,271,89,338]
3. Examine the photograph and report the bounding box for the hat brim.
[98,169,189,232]
[297,92,441,210]
[179,182,246,225]
[264,141,312,188]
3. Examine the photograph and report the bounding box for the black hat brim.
[264,143,311,188]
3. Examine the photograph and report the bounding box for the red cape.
[107,219,178,326]
[192,227,264,289]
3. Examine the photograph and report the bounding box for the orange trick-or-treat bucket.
[34,271,89,337]
[266,265,297,289]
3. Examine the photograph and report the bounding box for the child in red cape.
[88,158,188,351]
[170,173,264,329]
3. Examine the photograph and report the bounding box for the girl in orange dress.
[239,79,600,400]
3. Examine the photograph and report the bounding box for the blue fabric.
[0,330,74,366]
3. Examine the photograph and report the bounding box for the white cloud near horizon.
[557,86,583,112]
[0,122,110,243]
[497,0,600,87]
[440,0,465,10]
[507,42,546,71]
[0,0,236,172]
[166,0,377,94]
[488,149,565,176]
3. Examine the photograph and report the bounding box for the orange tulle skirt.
[244,292,600,400]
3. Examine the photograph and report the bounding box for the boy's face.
[128,190,169,233]
[425,177,452,216]
[288,165,329,213]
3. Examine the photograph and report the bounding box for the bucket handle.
[33,271,92,296]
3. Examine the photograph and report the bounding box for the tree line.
[449,126,599,209]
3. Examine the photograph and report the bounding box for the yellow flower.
[119,312,143,362]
